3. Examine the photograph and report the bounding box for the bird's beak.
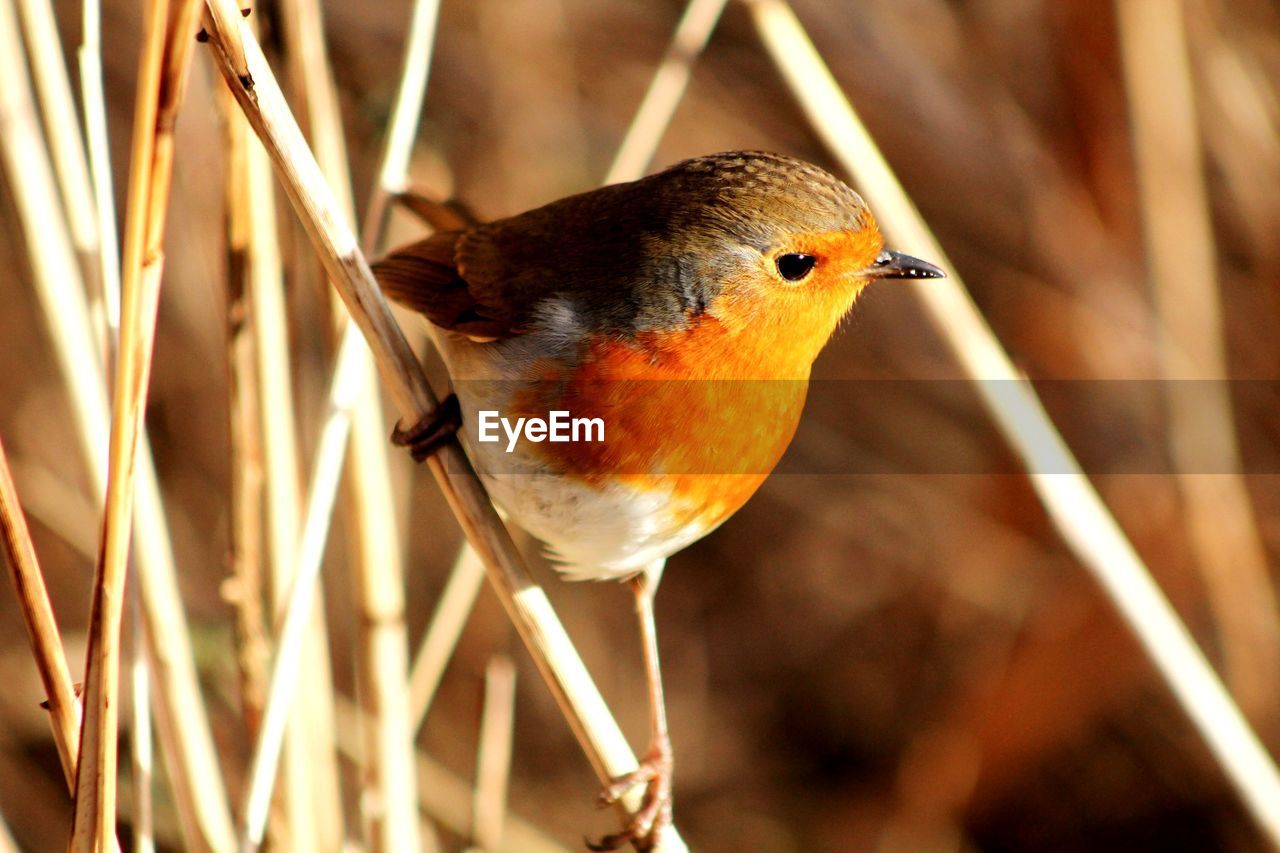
[863,248,946,280]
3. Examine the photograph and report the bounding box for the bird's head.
[641,152,944,373]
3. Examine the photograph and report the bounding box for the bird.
[372,151,944,850]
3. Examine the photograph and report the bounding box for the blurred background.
[2,0,1280,849]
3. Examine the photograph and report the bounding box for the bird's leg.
[391,392,461,462]
[590,563,673,852]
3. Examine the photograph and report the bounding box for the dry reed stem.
[333,700,570,853]
[363,0,443,250]
[239,326,365,851]
[1115,0,1280,718]
[220,91,271,739]
[79,0,121,345]
[0,813,15,853]
[128,595,155,853]
[133,461,237,853]
[13,0,100,298]
[71,0,206,846]
[473,655,517,851]
[604,0,729,184]
[0,436,83,790]
[199,4,687,847]
[242,97,328,851]
[745,0,1280,845]
[0,0,110,479]
[410,544,487,730]
[278,0,424,845]
[0,1,232,844]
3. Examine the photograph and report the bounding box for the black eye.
[776,253,816,281]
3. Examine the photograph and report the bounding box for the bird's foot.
[391,393,461,462]
[587,738,673,851]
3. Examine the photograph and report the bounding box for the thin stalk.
[199,4,687,846]
[0,812,15,853]
[0,0,233,844]
[71,0,206,844]
[335,699,570,853]
[220,89,270,740]
[278,0,423,845]
[79,0,121,349]
[410,544,487,731]
[604,0,729,184]
[362,0,443,251]
[13,0,100,298]
[128,590,155,853]
[240,325,365,851]
[242,98,318,850]
[744,0,1280,845]
[473,656,517,851]
[1116,0,1280,718]
[0,436,83,792]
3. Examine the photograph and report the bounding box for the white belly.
[432,318,702,580]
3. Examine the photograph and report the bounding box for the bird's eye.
[776,253,817,281]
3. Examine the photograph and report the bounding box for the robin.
[373,151,944,850]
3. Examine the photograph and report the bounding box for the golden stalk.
[334,699,571,853]
[241,58,332,850]
[0,812,15,853]
[70,0,205,848]
[239,326,364,850]
[0,436,83,794]
[0,0,232,845]
[128,594,155,853]
[363,0,443,250]
[744,0,1280,845]
[473,655,517,851]
[198,2,687,846]
[1115,0,1280,718]
[604,0,729,184]
[13,0,100,298]
[277,0,424,845]
[409,544,487,730]
[220,88,271,740]
[78,0,121,348]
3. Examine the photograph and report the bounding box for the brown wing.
[374,170,709,341]
[372,230,519,340]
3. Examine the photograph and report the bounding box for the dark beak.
[864,248,946,280]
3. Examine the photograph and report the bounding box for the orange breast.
[513,314,811,532]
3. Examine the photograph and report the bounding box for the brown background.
[2,0,1280,849]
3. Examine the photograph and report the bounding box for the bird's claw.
[391,393,462,461]
[587,742,673,851]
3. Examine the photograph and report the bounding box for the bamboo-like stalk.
[13,0,100,299]
[0,0,233,844]
[79,0,121,353]
[277,0,424,846]
[220,88,271,740]
[70,0,206,846]
[744,0,1280,845]
[128,593,155,853]
[240,325,365,850]
[334,699,570,853]
[72,0,156,838]
[242,96,323,851]
[199,4,687,847]
[1115,0,1280,719]
[410,544,487,730]
[603,0,729,184]
[362,0,443,251]
[0,436,83,792]
[473,656,517,852]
